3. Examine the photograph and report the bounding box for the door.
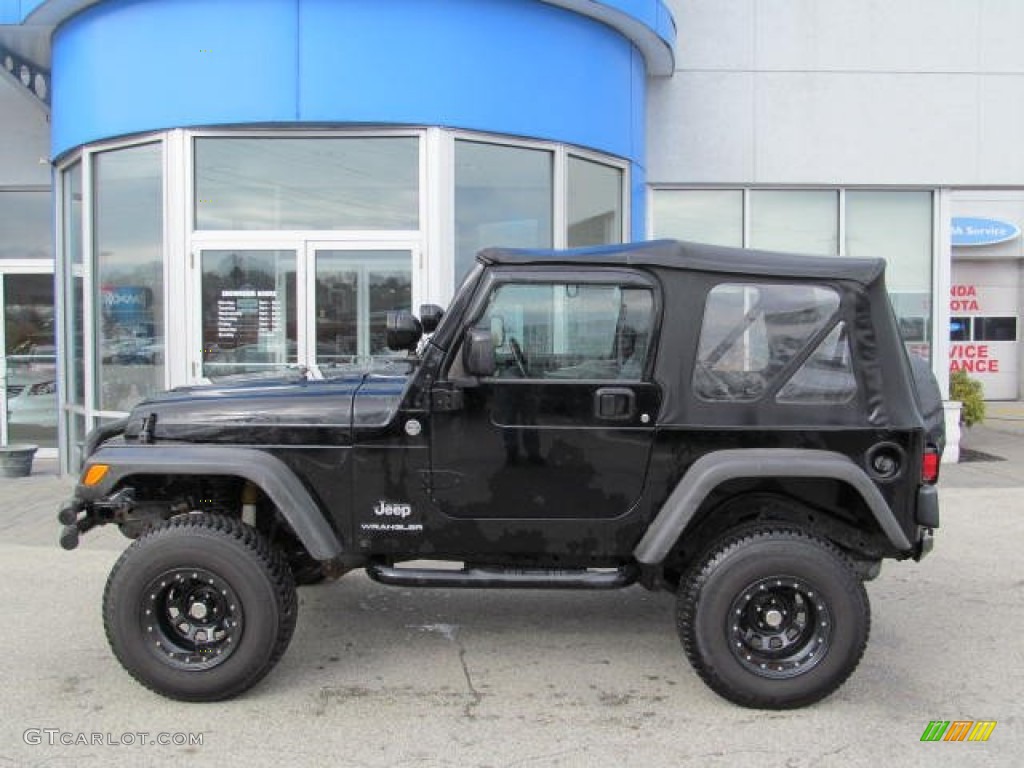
[195,244,416,379]
[2,273,58,451]
[429,274,660,526]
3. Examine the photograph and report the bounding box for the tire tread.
[102,513,297,701]
[677,525,870,709]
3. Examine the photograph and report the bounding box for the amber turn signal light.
[82,464,110,487]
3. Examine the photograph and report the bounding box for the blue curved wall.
[52,0,646,155]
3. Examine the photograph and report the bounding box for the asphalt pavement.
[0,418,1021,767]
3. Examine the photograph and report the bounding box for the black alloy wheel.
[677,526,869,709]
[103,513,297,702]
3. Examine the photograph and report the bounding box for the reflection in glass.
[749,190,839,255]
[974,316,1018,342]
[68,411,86,470]
[94,143,165,411]
[5,274,57,447]
[949,317,971,342]
[477,283,654,380]
[201,250,297,378]
[63,163,85,404]
[567,157,622,247]
[652,189,744,247]
[695,283,841,402]
[847,191,933,358]
[0,190,52,260]
[195,138,419,231]
[455,140,553,282]
[315,251,412,366]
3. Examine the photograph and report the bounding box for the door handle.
[594,387,635,421]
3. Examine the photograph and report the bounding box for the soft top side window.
[476,282,654,380]
[776,322,858,404]
[694,283,840,401]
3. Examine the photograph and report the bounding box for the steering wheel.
[508,337,529,378]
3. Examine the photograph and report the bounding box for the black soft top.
[478,239,885,286]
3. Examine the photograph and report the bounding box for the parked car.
[60,240,943,709]
[7,379,57,427]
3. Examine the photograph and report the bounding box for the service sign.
[948,283,1019,399]
[951,217,1020,247]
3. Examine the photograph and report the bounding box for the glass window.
[93,143,165,412]
[63,163,85,405]
[5,274,57,447]
[777,323,857,405]
[195,137,419,230]
[695,283,840,401]
[974,316,1017,342]
[477,283,654,380]
[0,190,52,260]
[567,156,622,247]
[950,317,971,341]
[651,189,743,246]
[314,250,412,365]
[846,191,933,354]
[749,190,839,254]
[201,250,297,378]
[455,140,553,282]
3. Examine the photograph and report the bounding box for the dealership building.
[1,0,1021,470]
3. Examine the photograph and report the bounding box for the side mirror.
[463,328,496,377]
[419,304,444,334]
[386,311,423,351]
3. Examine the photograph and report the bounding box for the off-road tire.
[677,526,869,709]
[103,513,297,702]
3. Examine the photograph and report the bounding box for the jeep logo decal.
[374,501,412,519]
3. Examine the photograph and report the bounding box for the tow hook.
[58,500,86,550]
[59,517,98,551]
[58,487,135,551]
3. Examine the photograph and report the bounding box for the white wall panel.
[0,78,49,186]
[652,0,1024,187]
[978,76,1024,184]
[754,0,979,73]
[647,72,754,183]
[754,73,978,184]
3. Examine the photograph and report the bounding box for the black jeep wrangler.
[60,240,943,709]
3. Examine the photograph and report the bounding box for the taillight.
[921,448,940,484]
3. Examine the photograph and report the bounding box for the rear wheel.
[103,514,297,701]
[677,527,869,709]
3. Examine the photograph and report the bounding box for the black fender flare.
[76,444,342,560]
[633,448,912,565]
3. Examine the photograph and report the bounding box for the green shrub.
[949,369,986,427]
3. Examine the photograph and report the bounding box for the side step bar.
[366,563,638,590]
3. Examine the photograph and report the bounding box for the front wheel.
[677,527,869,709]
[103,514,297,701]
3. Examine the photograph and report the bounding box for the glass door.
[198,249,298,379]
[2,273,58,450]
[310,247,414,369]
[193,243,416,382]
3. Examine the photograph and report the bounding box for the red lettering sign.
[950,343,1000,373]
[950,359,1000,373]
[950,285,982,313]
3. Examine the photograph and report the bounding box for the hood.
[123,372,411,446]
